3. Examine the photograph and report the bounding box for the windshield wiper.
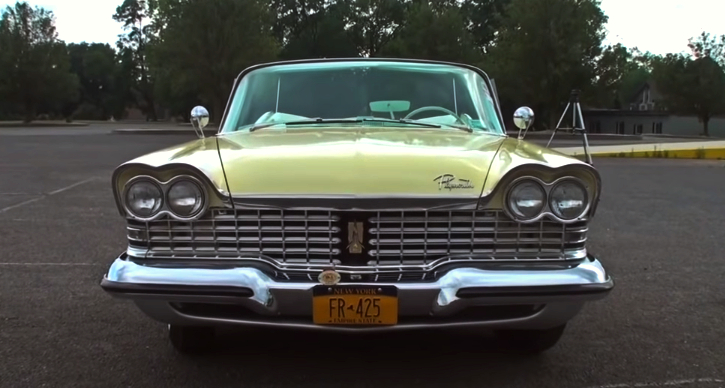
[248,117,472,132]
[363,118,473,132]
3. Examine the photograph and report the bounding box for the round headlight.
[507,179,546,220]
[125,180,163,218]
[549,179,588,220]
[167,179,204,217]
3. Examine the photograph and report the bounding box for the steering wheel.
[403,106,461,122]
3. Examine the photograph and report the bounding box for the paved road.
[1,130,724,388]
[1,122,715,148]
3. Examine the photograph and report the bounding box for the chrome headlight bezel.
[121,177,164,220]
[548,178,590,221]
[504,178,547,222]
[121,175,209,221]
[166,178,206,218]
[503,175,592,224]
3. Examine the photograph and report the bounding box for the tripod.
[546,89,593,165]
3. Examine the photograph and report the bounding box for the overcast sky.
[2,0,723,55]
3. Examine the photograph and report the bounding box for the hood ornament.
[433,174,474,191]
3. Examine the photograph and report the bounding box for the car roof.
[235,57,490,81]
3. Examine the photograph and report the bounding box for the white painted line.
[0,177,98,214]
[0,197,45,214]
[586,377,724,388]
[47,177,97,195]
[0,262,98,266]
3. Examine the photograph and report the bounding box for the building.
[583,81,725,137]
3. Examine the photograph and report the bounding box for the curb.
[111,128,218,136]
[558,147,725,160]
[0,122,91,128]
[506,131,644,141]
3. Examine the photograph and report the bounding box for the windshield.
[219,61,505,134]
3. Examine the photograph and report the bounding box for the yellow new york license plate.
[312,285,398,325]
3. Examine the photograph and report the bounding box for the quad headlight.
[167,179,205,217]
[124,179,163,218]
[504,176,590,222]
[122,175,207,220]
[549,179,588,220]
[506,179,546,221]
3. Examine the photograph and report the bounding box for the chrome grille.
[127,209,341,264]
[368,211,587,265]
[127,208,588,268]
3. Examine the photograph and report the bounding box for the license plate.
[312,285,398,325]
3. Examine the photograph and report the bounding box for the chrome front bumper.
[101,253,614,332]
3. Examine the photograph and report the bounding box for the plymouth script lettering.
[433,174,475,191]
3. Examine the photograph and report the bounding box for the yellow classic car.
[100,58,613,354]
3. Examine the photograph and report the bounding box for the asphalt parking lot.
[1,126,724,388]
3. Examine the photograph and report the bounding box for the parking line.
[0,177,97,214]
[47,177,97,195]
[0,263,98,266]
[586,377,724,388]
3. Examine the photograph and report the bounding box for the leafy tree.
[113,0,158,120]
[688,31,725,67]
[275,0,359,59]
[66,42,120,120]
[150,0,279,122]
[651,54,725,136]
[346,0,407,57]
[461,0,511,53]
[591,44,644,108]
[483,0,608,129]
[380,1,481,63]
[0,2,79,122]
[270,0,328,44]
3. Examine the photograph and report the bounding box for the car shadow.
[166,327,555,384]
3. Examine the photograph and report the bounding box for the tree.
[380,1,481,63]
[345,0,407,57]
[591,44,643,108]
[150,0,279,122]
[461,0,511,53]
[483,0,608,129]
[274,0,359,59]
[688,31,725,67]
[113,0,158,120]
[67,42,120,120]
[0,2,79,122]
[651,54,725,136]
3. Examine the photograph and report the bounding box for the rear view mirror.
[370,100,411,114]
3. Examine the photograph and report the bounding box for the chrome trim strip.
[231,195,480,211]
[125,249,588,273]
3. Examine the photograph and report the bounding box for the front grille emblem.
[318,269,341,285]
[347,221,364,254]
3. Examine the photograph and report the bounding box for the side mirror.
[513,106,535,139]
[190,105,209,138]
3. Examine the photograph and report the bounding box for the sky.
[1,0,724,56]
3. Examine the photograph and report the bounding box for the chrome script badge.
[433,174,474,191]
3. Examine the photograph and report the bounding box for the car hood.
[215,128,506,198]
